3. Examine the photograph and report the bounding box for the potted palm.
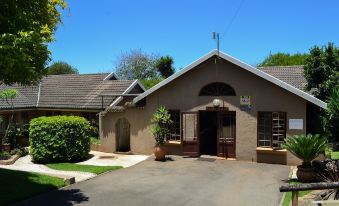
[151,106,172,161]
[283,134,327,183]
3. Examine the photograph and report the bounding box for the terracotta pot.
[296,165,316,183]
[2,143,11,152]
[154,145,166,161]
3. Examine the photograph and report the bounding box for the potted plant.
[283,134,327,183]
[151,106,172,161]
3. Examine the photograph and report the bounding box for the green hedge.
[29,116,91,163]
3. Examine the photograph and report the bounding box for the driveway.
[15,156,289,206]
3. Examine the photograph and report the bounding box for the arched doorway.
[115,118,130,152]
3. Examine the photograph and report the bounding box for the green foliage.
[0,168,65,205]
[0,0,66,85]
[0,151,11,160]
[90,136,100,145]
[45,163,122,174]
[47,61,79,75]
[115,49,159,80]
[140,77,163,89]
[155,56,175,78]
[0,89,18,100]
[151,106,172,146]
[2,123,23,146]
[29,116,91,163]
[283,134,327,166]
[258,52,309,67]
[323,88,339,142]
[304,43,339,100]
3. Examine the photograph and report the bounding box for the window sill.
[165,141,181,145]
[256,147,287,155]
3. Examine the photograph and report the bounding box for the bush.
[283,134,327,167]
[29,116,91,163]
[0,151,11,160]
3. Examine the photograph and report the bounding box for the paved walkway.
[16,156,290,206]
[0,151,148,182]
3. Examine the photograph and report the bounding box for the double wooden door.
[181,111,236,158]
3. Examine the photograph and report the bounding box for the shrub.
[0,151,11,160]
[283,134,327,167]
[29,116,91,163]
[151,106,172,146]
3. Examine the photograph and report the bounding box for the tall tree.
[304,43,339,100]
[47,61,78,75]
[155,56,175,78]
[0,0,66,85]
[258,53,309,67]
[115,49,159,80]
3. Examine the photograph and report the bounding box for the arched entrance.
[115,118,130,152]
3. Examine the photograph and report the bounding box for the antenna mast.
[212,32,220,56]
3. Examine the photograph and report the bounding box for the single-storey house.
[0,73,145,142]
[99,50,327,165]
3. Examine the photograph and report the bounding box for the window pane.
[272,112,286,148]
[258,112,272,147]
[167,110,181,141]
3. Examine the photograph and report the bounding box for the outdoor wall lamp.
[213,98,222,107]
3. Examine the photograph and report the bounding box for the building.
[99,50,326,165]
[0,73,145,143]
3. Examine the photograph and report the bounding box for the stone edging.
[0,154,20,165]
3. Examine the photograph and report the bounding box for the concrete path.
[0,151,148,182]
[16,156,289,206]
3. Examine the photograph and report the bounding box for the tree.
[115,49,159,80]
[47,61,79,75]
[258,52,309,67]
[304,43,339,100]
[155,56,175,78]
[0,0,66,85]
[323,88,339,143]
[0,89,18,146]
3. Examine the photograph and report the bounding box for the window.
[258,112,286,149]
[167,110,181,141]
[199,82,236,96]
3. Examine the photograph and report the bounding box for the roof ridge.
[258,65,304,68]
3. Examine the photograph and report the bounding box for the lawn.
[45,163,122,174]
[331,151,339,160]
[0,168,65,205]
[282,179,311,206]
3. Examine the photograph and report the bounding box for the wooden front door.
[217,112,236,158]
[181,112,199,156]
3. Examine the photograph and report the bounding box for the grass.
[331,151,339,160]
[282,179,311,206]
[0,168,65,205]
[45,163,122,174]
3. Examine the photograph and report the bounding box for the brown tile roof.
[0,73,134,111]
[259,65,307,91]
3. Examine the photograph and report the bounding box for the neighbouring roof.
[259,65,307,91]
[0,73,136,111]
[133,50,327,109]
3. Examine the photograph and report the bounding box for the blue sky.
[49,0,339,74]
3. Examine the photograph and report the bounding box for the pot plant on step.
[283,134,327,183]
[151,106,172,161]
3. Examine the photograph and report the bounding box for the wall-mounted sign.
[240,96,251,111]
[240,96,251,105]
[289,119,303,130]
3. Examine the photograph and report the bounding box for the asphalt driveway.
[15,156,289,206]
